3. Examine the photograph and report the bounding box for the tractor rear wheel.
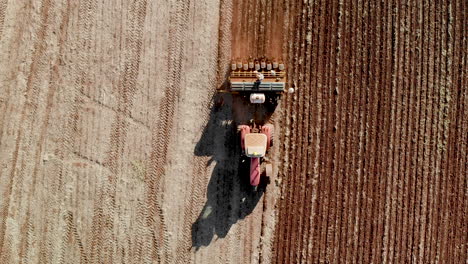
[237,125,250,150]
[270,127,274,147]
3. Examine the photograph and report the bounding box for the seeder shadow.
[191,93,269,250]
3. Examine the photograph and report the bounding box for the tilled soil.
[0,0,466,264]
[272,0,467,263]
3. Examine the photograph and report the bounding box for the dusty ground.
[0,0,466,264]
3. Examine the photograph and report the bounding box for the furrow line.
[39,1,98,262]
[274,3,294,256]
[438,1,456,260]
[434,1,453,260]
[89,1,147,262]
[18,211,31,264]
[411,0,435,262]
[280,0,304,261]
[335,0,353,261]
[330,0,346,261]
[17,2,73,262]
[288,0,309,262]
[292,0,314,260]
[309,0,329,260]
[425,2,444,260]
[423,0,441,260]
[343,0,358,260]
[0,1,31,147]
[273,0,295,261]
[0,0,7,40]
[144,1,190,262]
[0,0,53,258]
[386,0,406,261]
[380,0,398,259]
[362,1,383,262]
[298,0,318,262]
[351,0,369,261]
[374,2,394,262]
[397,1,416,262]
[446,2,465,260]
[322,0,341,260]
[176,0,231,260]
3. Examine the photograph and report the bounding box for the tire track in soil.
[0,1,34,149]
[18,216,36,264]
[30,0,99,262]
[174,0,232,261]
[272,0,467,262]
[0,0,53,259]
[0,0,7,40]
[25,0,96,262]
[173,69,217,264]
[141,1,190,262]
[18,2,73,263]
[88,1,147,263]
[58,211,87,264]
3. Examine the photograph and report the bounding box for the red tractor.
[238,123,274,186]
[219,57,286,187]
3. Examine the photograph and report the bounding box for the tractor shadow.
[191,93,274,250]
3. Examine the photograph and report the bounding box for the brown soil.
[231,0,285,60]
[270,0,467,263]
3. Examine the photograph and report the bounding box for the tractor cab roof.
[244,133,267,157]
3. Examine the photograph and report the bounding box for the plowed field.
[271,0,467,263]
[0,0,466,264]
